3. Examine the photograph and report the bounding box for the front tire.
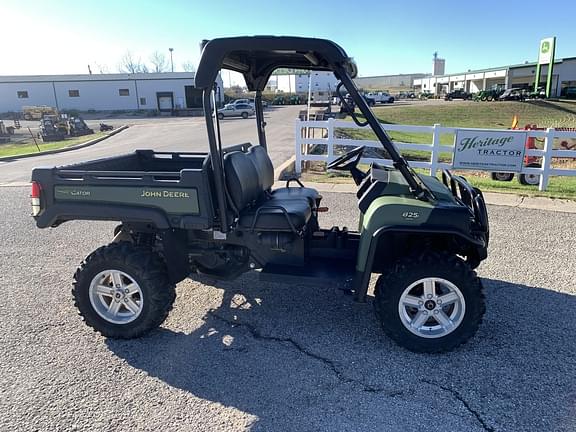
[72,242,176,339]
[518,163,541,185]
[374,252,485,353]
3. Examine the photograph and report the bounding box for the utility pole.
[169,48,174,72]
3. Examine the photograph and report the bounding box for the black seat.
[247,145,321,206]
[223,150,311,231]
[238,199,311,231]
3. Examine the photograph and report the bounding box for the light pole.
[169,48,174,72]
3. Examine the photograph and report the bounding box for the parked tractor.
[473,90,501,102]
[39,117,67,142]
[22,106,58,121]
[491,121,576,185]
[67,116,94,137]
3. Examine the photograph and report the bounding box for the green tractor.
[272,95,285,105]
[473,90,499,101]
[31,36,489,353]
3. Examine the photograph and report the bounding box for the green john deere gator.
[31,36,489,353]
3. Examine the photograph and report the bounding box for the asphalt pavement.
[0,105,302,184]
[0,185,575,432]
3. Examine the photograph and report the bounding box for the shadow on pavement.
[107,276,576,431]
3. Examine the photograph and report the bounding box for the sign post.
[535,37,556,97]
[453,129,528,172]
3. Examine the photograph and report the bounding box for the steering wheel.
[327,145,365,171]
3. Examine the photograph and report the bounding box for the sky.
[2,0,576,84]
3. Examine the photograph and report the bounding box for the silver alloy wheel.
[398,277,466,339]
[524,173,540,185]
[89,270,143,325]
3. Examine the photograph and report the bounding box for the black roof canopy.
[195,36,357,91]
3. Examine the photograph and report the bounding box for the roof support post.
[254,90,267,150]
[334,66,426,199]
[203,88,229,232]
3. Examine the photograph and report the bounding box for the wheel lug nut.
[124,289,129,293]
[418,301,423,305]
[437,299,442,304]
[427,294,433,299]
[423,311,428,315]
[434,310,439,314]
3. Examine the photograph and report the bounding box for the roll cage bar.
[196,36,432,232]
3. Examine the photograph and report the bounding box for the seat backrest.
[247,145,274,191]
[223,151,261,211]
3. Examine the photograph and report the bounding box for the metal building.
[414,57,576,97]
[0,72,224,113]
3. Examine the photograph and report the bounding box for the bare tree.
[181,61,195,72]
[118,51,147,73]
[94,62,110,74]
[149,51,168,73]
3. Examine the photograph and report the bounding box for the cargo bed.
[31,150,215,230]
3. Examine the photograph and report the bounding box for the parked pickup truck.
[444,90,471,101]
[363,92,395,105]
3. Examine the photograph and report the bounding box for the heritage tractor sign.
[452,129,528,172]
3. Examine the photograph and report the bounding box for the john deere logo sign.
[538,37,555,65]
[453,129,527,172]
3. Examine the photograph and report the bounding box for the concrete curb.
[272,180,576,214]
[274,155,296,180]
[0,125,129,162]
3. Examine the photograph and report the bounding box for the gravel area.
[1,186,575,432]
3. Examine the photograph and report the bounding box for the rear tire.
[241,112,249,119]
[389,98,395,103]
[217,113,224,120]
[491,172,514,182]
[374,252,485,353]
[72,242,176,339]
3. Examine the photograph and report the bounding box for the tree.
[149,51,168,73]
[181,61,195,72]
[94,62,109,74]
[118,51,147,73]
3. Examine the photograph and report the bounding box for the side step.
[259,257,355,290]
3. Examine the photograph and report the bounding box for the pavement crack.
[515,195,526,208]
[208,311,392,394]
[422,379,495,432]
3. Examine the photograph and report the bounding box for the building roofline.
[0,72,195,83]
[424,56,575,80]
[355,73,427,79]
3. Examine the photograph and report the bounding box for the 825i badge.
[402,211,420,220]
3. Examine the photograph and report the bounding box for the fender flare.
[353,226,486,302]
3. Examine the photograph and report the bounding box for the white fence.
[294,118,576,191]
